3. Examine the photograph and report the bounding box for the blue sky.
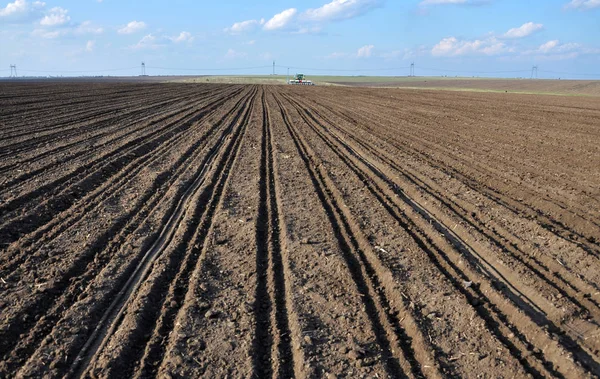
[1,0,599,78]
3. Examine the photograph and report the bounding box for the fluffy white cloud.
[85,40,95,52]
[226,0,381,35]
[263,8,297,30]
[75,21,104,35]
[565,0,600,9]
[521,40,599,60]
[170,31,193,43]
[224,19,265,34]
[32,20,103,39]
[432,36,507,56]
[40,6,69,26]
[130,34,163,49]
[118,20,146,34]
[302,0,382,22]
[0,0,45,22]
[538,40,560,53]
[357,44,374,57]
[503,22,543,38]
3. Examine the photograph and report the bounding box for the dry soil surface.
[0,82,599,378]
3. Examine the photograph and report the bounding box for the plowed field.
[1,82,599,378]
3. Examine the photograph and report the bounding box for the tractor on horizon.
[288,73,314,86]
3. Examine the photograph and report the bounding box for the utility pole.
[141,62,146,76]
[272,61,275,76]
[410,62,415,77]
[287,67,290,84]
[10,64,17,78]
[530,65,538,79]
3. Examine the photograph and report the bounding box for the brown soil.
[0,82,599,378]
[340,79,600,96]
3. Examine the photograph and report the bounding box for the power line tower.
[10,64,17,78]
[410,62,415,77]
[272,61,275,75]
[141,62,146,76]
[530,65,538,79]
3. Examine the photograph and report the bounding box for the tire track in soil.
[0,86,214,173]
[0,88,204,197]
[282,93,599,377]
[0,87,243,274]
[0,86,196,156]
[0,88,253,374]
[0,86,188,152]
[0,87,142,128]
[318,91,600,233]
[125,88,258,379]
[0,86,243,256]
[67,87,259,378]
[0,85,238,202]
[301,91,600,306]
[0,89,238,282]
[274,93,429,379]
[305,92,600,258]
[289,94,600,361]
[252,90,295,378]
[300,99,600,330]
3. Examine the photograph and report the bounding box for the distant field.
[341,78,600,96]
[172,75,600,96]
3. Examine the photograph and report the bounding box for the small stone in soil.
[205,309,219,319]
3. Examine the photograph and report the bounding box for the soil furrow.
[67,87,258,378]
[0,87,210,171]
[1,82,598,378]
[0,87,243,272]
[251,90,296,378]
[126,88,258,379]
[304,91,600,257]
[275,94,423,378]
[0,89,253,375]
[0,87,242,251]
[282,92,597,376]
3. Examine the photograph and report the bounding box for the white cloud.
[170,31,193,43]
[246,40,256,45]
[224,19,263,34]
[263,8,297,31]
[538,40,560,53]
[40,6,69,26]
[432,36,508,56]
[503,22,543,38]
[85,40,95,52]
[130,34,163,50]
[32,20,103,39]
[0,0,45,22]
[118,20,146,34]
[565,0,600,9]
[302,0,382,22]
[224,48,247,59]
[518,39,600,60]
[75,21,103,35]
[357,44,374,57]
